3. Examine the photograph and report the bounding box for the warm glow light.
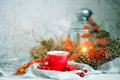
[82,47,87,53]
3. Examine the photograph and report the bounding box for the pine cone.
[75,54,98,69]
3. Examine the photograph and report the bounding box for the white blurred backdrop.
[0,0,119,59]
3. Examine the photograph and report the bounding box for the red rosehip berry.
[79,72,85,77]
[83,69,88,73]
[37,65,42,69]
[41,66,48,70]
[77,72,85,77]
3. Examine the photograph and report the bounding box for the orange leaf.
[82,41,94,50]
[92,25,100,30]
[87,17,93,24]
[81,33,92,38]
[64,37,74,52]
[88,49,96,59]
[84,25,90,30]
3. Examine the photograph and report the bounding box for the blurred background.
[0,0,120,59]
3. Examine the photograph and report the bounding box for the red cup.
[47,51,69,71]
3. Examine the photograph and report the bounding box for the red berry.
[83,69,88,73]
[37,65,42,69]
[62,65,77,71]
[45,65,53,70]
[79,72,85,77]
[76,72,85,77]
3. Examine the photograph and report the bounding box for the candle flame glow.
[82,47,87,53]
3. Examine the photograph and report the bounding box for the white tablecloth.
[0,74,120,80]
[0,57,120,80]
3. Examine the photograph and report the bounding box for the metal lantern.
[75,8,93,21]
[69,8,93,45]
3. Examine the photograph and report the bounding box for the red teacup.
[47,51,69,71]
